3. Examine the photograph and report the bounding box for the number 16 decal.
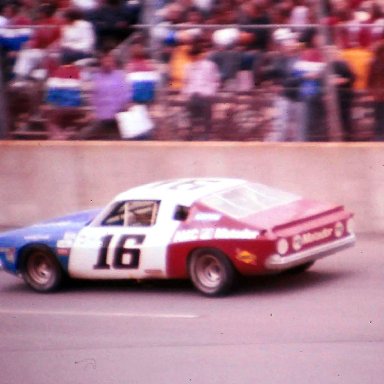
[94,234,145,270]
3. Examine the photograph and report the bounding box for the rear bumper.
[265,234,356,271]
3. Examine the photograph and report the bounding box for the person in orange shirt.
[168,44,193,89]
[340,45,373,91]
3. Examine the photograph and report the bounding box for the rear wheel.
[21,247,64,292]
[189,249,236,296]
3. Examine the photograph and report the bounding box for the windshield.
[201,183,299,219]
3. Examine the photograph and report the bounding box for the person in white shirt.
[289,0,310,28]
[60,8,96,64]
[0,3,12,27]
[182,43,220,140]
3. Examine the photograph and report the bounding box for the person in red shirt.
[8,2,33,26]
[13,3,62,79]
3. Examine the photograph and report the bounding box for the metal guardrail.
[5,82,374,141]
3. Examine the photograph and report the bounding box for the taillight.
[334,221,344,238]
[346,218,355,234]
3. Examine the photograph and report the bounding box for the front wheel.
[189,249,236,296]
[21,247,64,292]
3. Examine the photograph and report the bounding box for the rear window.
[201,183,299,218]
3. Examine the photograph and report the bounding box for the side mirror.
[174,205,190,221]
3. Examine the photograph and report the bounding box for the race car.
[0,178,355,296]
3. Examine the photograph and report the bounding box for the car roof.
[114,178,247,206]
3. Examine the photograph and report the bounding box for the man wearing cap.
[265,28,306,141]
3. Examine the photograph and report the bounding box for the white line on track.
[0,309,199,319]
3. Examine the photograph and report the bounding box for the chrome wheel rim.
[195,254,223,289]
[27,252,54,286]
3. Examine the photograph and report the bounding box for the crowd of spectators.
[0,1,141,76]
[151,0,384,140]
[0,0,384,141]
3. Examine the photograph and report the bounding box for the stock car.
[0,178,355,296]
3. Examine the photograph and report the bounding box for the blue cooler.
[127,71,159,103]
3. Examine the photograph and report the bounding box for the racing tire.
[21,246,64,292]
[189,248,236,297]
[286,261,315,274]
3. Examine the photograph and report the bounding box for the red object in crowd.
[350,0,365,9]
[29,16,62,50]
[9,14,32,26]
[48,63,81,81]
[337,21,384,49]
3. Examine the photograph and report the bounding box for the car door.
[68,199,179,280]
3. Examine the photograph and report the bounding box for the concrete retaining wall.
[0,141,383,233]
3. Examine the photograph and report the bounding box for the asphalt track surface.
[0,235,383,384]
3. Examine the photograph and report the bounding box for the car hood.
[0,208,102,243]
[37,208,102,227]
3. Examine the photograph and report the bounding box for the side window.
[102,201,160,227]
[102,202,126,226]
